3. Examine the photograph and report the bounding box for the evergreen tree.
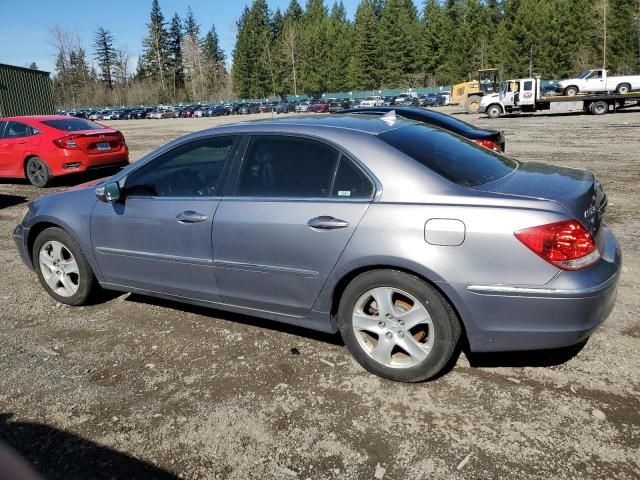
[300,0,331,93]
[203,25,227,94]
[377,0,419,87]
[326,1,352,92]
[167,13,184,95]
[184,6,201,44]
[140,0,170,93]
[93,27,115,89]
[231,1,273,98]
[420,0,447,85]
[347,0,379,89]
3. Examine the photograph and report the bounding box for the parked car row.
[57,93,453,122]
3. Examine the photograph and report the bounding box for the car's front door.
[212,134,375,316]
[91,135,237,301]
[0,121,30,176]
[584,70,604,93]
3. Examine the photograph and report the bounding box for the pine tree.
[184,6,201,44]
[300,0,331,94]
[325,1,352,92]
[377,0,419,88]
[420,0,447,85]
[93,27,115,89]
[203,25,227,95]
[140,0,170,93]
[231,1,273,98]
[167,13,184,95]
[347,0,379,90]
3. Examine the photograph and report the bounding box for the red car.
[0,116,129,187]
[310,100,330,113]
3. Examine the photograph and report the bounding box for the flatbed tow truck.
[479,76,640,118]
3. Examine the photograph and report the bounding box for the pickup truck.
[358,96,384,107]
[556,69,640,96]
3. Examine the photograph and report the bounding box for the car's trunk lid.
[64,129,124,154]
[474,161,607,235]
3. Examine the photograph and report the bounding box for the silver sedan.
[13,112,620,382]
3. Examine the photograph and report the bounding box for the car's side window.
[0,121,6,138]
[125,136,235,198]
[331,156,374,199]
[3,121,31,139]
[236,135,340,198]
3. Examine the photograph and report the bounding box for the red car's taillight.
[53,135,79,149]
[473,139,502,152]
[514,220,600,270]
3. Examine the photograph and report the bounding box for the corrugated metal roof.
[0,63,55,117]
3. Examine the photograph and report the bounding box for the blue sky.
[0,0,422,74]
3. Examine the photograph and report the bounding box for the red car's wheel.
[25,156,53,188]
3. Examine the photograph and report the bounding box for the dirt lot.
[0,108,638,480]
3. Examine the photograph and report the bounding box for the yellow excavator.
[450,68,500,113]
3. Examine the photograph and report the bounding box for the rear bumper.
[51,147,129,176]
[453,225,621,352]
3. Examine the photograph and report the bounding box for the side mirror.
[95,181,121,202]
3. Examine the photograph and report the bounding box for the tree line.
[50,0,640,108]
[232,0,640,98]
[51,0,230,108]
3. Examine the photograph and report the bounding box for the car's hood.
[481,93,500,105]
[557,79,579,86]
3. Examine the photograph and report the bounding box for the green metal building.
[0,63,55,117]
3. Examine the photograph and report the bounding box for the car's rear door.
[212,134,376,316]
[91,135,238,301]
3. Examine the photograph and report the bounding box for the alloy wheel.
[27,159,47,187]
[38,240,80,297]
[352,287,435,369]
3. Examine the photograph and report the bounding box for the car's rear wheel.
[338,270,461,382]
[25,157,53,188]
[615,83,631,94]
[33,227,97,305]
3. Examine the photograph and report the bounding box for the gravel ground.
[0,107,638,480]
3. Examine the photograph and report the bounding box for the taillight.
[53,135,79,149]
[473,139,502,152]
[514,220,600,270]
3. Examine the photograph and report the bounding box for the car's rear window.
[41,119,102,132]
[379,124,516,187]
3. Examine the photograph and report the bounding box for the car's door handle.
[176,211,208,223]
[307,216,349,230]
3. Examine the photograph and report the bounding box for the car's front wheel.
[338,270,461,382]
[33,227,97,305]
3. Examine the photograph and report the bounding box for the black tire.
[25,156,53,188]
[590,100,608,115]
[464,95,481,114]
[615,83,631,94]
[564,86,579,96]
[32,227,97,306]
[487,104,502,118]
[338,270,461,382]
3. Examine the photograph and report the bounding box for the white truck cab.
[557,69,640,96]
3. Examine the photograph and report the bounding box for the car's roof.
[221,113,417,135]
[0,115,73,122]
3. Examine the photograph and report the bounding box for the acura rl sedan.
[13,113,620,382]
